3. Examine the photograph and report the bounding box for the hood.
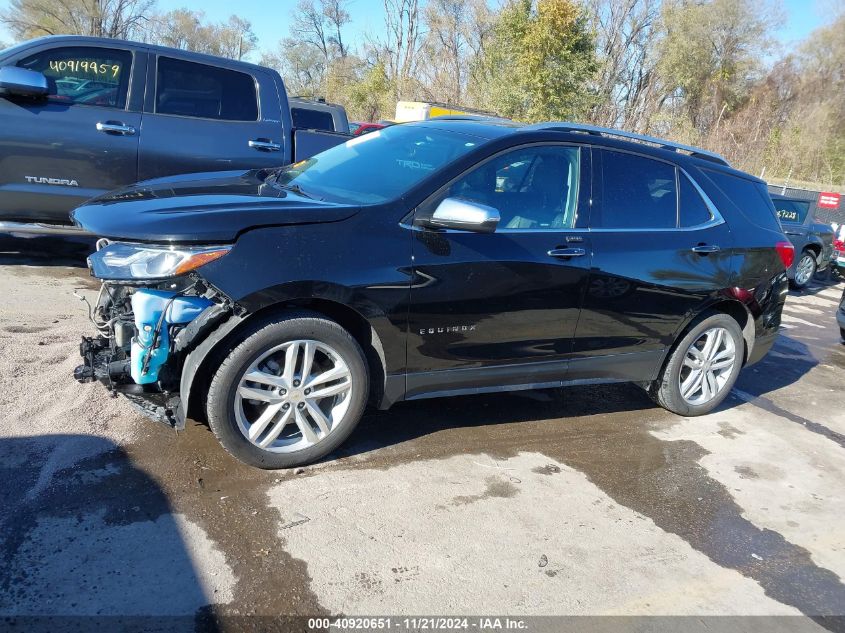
[71,169,359,243]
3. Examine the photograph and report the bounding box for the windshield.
[273,124,485,204]
[773,198,810,224]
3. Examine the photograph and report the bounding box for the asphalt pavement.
[0,239,843,633]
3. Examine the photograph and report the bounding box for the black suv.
[73,120,792,469]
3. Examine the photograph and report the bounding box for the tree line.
[2,0,843,189]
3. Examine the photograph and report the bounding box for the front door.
[406,144,592,397]
[0,45,140,223]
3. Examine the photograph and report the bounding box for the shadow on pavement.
[0,434,224,631]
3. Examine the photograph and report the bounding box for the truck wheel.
[650,313,743,417]
[206,312,369,469]
[790,250,817,289]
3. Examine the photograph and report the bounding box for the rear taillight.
[835,239,845,251]
[775,241,795,269]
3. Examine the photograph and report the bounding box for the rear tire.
[790,250,817,289]
[650,313,743,416]
[206,312,369,469]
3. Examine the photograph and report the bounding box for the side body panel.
[138,58,286,181]
[570,149,735,382]
[196,206,413,383]
[0,39,145,222]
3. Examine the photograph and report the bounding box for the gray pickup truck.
[0,36,350,234]
[769,193,834,289]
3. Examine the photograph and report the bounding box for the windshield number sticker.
[49,59,120,78]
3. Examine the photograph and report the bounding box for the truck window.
[155,57,258,121]
[291,107,335,131]
[16,46,132,108]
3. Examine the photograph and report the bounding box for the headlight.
[88,242,231,280]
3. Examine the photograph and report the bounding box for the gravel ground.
[1,246,844,633]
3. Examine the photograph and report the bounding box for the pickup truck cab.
[769,193,834,289]
[0,36,349,231]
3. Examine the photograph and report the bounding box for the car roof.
[408,117,763,182]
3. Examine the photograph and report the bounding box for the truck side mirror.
[419,197,501,233]
[0,66,49,98]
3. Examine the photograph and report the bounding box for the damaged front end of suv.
[75,240,236,427]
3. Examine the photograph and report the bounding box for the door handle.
[96,121,136,136]
[691,244,720,254]
[548,247,586,258]
[249,139,281,152]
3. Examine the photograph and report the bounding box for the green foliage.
[479,0,597,122]
[656,0,778,132]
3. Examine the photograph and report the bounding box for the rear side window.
[772,198,810,225]
[155,57,258,121]
[679,173,714,227]
[596,150,677,229]
[704,169,780,231]
[292,107,335,131]
[17,46,132,108]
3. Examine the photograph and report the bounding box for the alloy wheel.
[234,339,352,453]
[794,254,815,286]
[678,327,736,406]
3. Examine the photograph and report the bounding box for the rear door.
[0,43,141,222]
[406,143,592,396]
[138,56,283,181]
[571,148,734,381]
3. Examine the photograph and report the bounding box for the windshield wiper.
[276,183,322,200]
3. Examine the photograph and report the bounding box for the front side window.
[292,107,335,131]
[597,150,677,229]
[269,124,483,204]
[155,57,258,121]
[423,146,581,230]
[17,46,131,108]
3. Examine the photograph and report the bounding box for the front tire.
[206,312,369,469]
[651,313,743,416]
[790,250,817,289]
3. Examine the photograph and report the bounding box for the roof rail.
[430,114,510,122]
[529,122,729,166]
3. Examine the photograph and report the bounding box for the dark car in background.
[839,287,845,342]
[72,120,791,469]
[769,191,835,288]
[290,96,350,134]
[0,36,351,234]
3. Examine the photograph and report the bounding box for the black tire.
[789,250,817,290]
[840,327,845,344]
[650,312,744,417]
[206,311,369,469]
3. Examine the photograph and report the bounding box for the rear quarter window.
[772,199,810,225]
[703,169,781,232]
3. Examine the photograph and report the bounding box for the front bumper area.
[75,334,182,428]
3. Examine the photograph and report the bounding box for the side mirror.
[0,66,49,98]
[423,197,500,233]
